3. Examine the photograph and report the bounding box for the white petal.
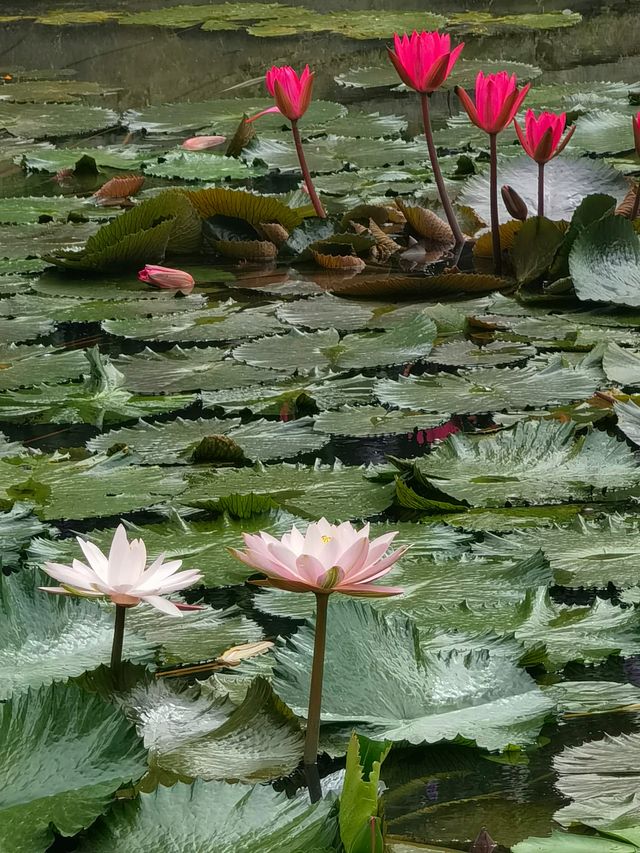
[141,595,184,616]
[76,538,109,580]
[107,524,136,586]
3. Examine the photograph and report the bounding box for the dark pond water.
[2,2,640,850]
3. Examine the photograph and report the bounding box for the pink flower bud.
[181,135,227,151]
[137,264,195,293]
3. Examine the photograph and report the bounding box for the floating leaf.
[144,150,264,181]
[184,186,308,231]
[616,399,640,445]
[87,416,327,463]
[314,406,447,437]
[271,598,553,751]
[402,420,640,508]
[0,102,119,139]
[0,682,146,853]
[571,216,640,308]
[375,356,601,414]
[0,344,87,390]
[428,339,536,367]
[78,777,338,853]
[460,157,627,225]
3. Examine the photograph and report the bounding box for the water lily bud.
[181,135,226,150]
[137,264,195,293]
[501,185,528,221]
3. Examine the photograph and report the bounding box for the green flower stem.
[291,120,326,219]
[489,133,502,275]
[420,92,464,246]
[632,182,640,221]
[110,603,127,686]
[538,161,545,219]
[304,591,330,802]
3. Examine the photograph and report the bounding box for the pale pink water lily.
[40,524,203,616]
[137,264,195,293]
[181,135,227,151]
[230,518,406,596]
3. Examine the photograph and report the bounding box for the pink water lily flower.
[634,112,640,157]
[181,135,226,151]
[230,518,406,596]
[138,264,195,293]
[514,110,575,163]
[388,31,464,94]
[40,524,203,616]
[456,71,530,135]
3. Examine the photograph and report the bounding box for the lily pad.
[271,597,553,751]
[460,157,627,225]
[375,356,601,414]
[0,102,119,139]
[0,681,146,853]
[78,777,338,853]
[402,420,640,508]
[570,216,640,308]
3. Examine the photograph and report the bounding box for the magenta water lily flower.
[514,110,575,217]
[230,518,406,596]
[514,110,574,164]
[456,71,530,135]
[181,135,226,151]
[138,264,195,293]
[456,71,530,274]
[632,112,640,220]
[248,64,326,219]
[388,31,465,246]
[387,31,464,94]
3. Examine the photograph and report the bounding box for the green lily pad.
[616,399,640,446]
[314,406,447,437]
[402,420,640,508]
[114,346,278,394]
[0,102,119,139]
[460,157,627,225]
[126,676,302,783]
[0,681,146,853]
[144,150,265,181]
[0,344,87,390]
[104,301,284,343]
[271,597,553,751]
[571,216,640,308]
[179,461,395,522]
[233,312,437,373]
[78,777,338,853]
[87,415,328,463]
[375,356,601,414]
[0,348,194,426]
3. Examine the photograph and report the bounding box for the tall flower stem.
[110,604,127,686]
[538,162,545,218]
[291,120,326,219]
[632,183,640,221]
[420,93,464,246]
[304,591,330,802]
[489,133,502,275]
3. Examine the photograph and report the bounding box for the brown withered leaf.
[368,218,402,262]
[340,203,396,229]
[473,220,523,273]
[257,222,289,246]
[470,828,497,853]
[225,115,256,158]
[93,174,144,202]
[395,199,454,244]
[349,220,368,235]
[310,250,366,272]
[329,271,510,299]
[214,239,278,261]
[616,184,640,218]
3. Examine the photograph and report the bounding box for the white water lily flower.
[40,524,203,616]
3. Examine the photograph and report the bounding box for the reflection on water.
[1,1,640,105]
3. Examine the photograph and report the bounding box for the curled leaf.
[330,271,509,298]
[395,199,454,244]
[257,222,289,246]
[191,434,247,464]
[310,250,366,272]
[214,239,278,261]
[93,174,144,202]
[225,116,256,158]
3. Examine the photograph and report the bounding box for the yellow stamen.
[321,535,332,543]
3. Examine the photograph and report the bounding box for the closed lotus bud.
[501,185,528,221]
[181,135,226,151]
[137,264,195,293]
